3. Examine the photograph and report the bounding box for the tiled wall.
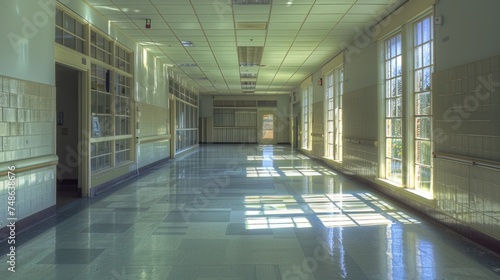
[138,103,168,137]
[434,55,500,159]
[0,75,57,229]
[0,166,56,228]
[1,76,55,162]
[342,85,378,178]
[433,54,500,240]
[138,103,170,168]
[311,102,324,156]
[138,140,169,168]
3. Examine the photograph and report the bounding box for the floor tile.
[1,145,499,280]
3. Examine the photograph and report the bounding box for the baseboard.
[0,205,56,243]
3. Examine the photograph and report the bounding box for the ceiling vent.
[236,22,268,30]
[233,0,272,5]
[241,81,256,90]
[238,46,263,67]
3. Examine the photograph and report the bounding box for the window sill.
[375,178,435,207]
[322,156,342,164]
[376,178,403,189]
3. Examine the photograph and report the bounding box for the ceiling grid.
[86,0,402,94]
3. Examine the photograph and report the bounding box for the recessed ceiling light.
[181,41,194,47]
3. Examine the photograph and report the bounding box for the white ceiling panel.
[269,14,307,23]
[155,4,195,15]
[271,4,312,14]
[192,4,231,15]
[309,4,352,14]
[85,0,401,94]
[233,5,271,14]
[234,14,270,22]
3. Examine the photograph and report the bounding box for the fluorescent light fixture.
[181,41,194,47]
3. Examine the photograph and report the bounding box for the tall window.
[302,86,310,149]
[413,16,433,193]
[335,68,343,161]
[325,67,344,161]
[55,7,85,53]
[89,30,134,172]
[326,72,334,157]
[385,34,403,184]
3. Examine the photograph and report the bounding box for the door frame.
[257,109,277,145]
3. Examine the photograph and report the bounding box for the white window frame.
[378,12,435,198]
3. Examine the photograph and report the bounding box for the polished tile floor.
[2,145,500,279]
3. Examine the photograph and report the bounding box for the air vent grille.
[238,46,263,67]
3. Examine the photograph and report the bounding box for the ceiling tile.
[155,4,195,15]
[93,5,122,14]
[269,14,307,22]
[234,14,270,22]
[85,0,401,94]
[233,5,271,14]
[117,4,159,14]
[309,4,352,14]
[271,4,312,14]
[192,4,232,15]
[168,22,202,29]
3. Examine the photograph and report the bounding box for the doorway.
[55,64,83,208]
[258,110,276,145]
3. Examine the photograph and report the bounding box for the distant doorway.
[55,64,83,208]
[258,110,276,145]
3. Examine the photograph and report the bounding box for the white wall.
[0,0,56,85]
[435,0,500,71]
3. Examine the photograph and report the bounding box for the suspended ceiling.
[85,0,401,94]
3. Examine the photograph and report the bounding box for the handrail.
[0,155,59,176]
[138,135,170,144]
[433,152,500,170]
[344,138,377,146]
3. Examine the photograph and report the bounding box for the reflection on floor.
[1,145,500,279]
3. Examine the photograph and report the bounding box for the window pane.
[396,34,402,55]
[423,43,431,67]
[63,32,76,50]
[387,138,403,160]
[391,78,396,97]
[415,92,431,115]
[386,80,392,98]
[55,28,63,44]
[395,97,402,117]
[56,9,63,27]
[416,140,432,166]
[63,15,75,33]
[396,77,402,97]
[75,21,84,38]
[386,99,392,118]
[386,158,402,182]
[415,117,432,139]
[416,166,431,192]
[423,67,431,90]
[415,46,422,68]
[415,69,423,92]
[415,21,422,45]
[386,119,402,137]
[422,18,431,42]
